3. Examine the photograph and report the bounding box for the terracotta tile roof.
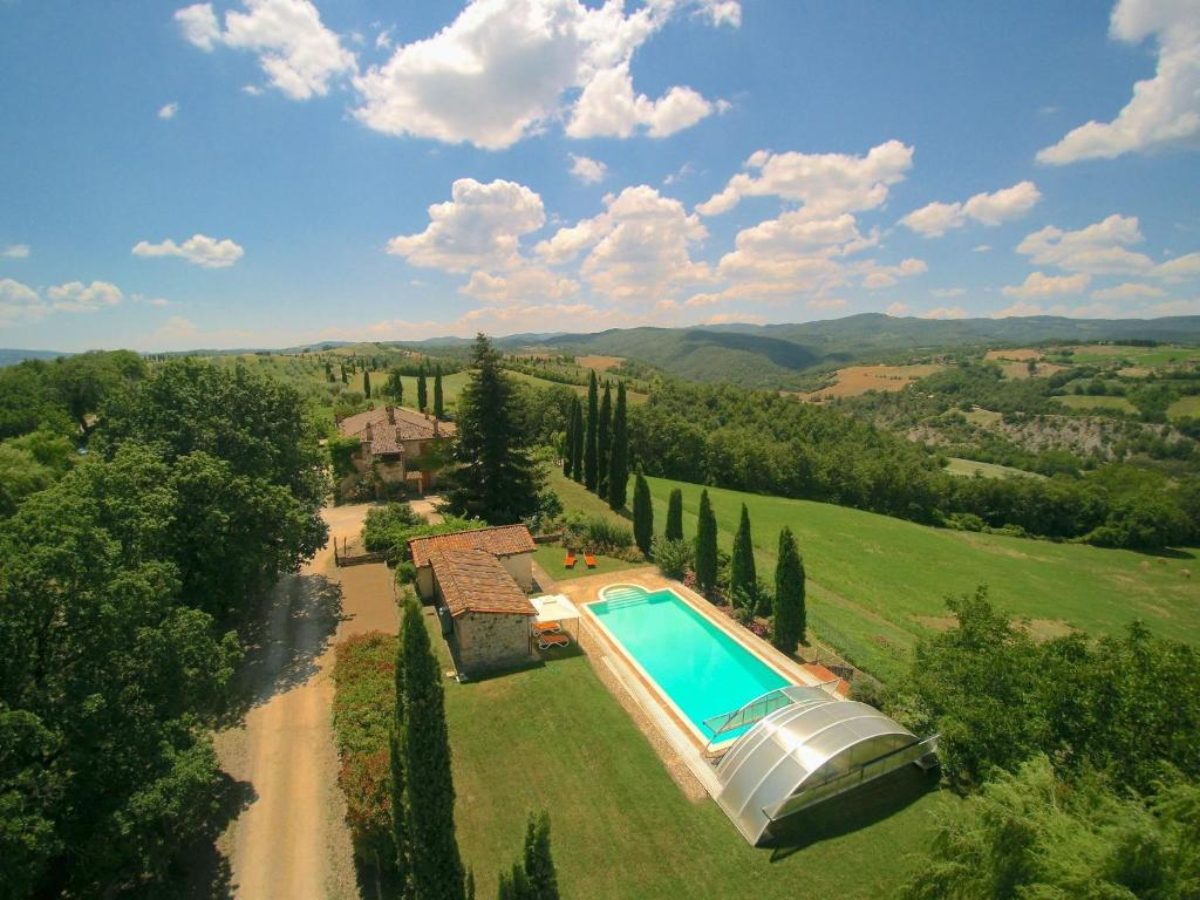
[429,549,536,618]
[409,525,536,569]
[338,406,457,455]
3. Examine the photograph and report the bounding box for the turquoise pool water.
[590,586,791,739]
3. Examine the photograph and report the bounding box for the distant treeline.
[627,381,1199,550]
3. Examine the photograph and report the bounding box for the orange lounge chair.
[533,621,562,635]
[564,553,577,569]
[538,632,570,650]
[584,553,597,568]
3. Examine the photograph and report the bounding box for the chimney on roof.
[396,427,403,444]
[386,406,396,424]
[433,419,440,437]
[364,422,374,442]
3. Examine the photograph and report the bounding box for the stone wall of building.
[454,612,535,675]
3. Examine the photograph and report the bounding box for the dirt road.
[214,504,399,899]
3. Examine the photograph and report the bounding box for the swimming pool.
[588,585,791,741]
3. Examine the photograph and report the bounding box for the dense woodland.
[0,355,327,897]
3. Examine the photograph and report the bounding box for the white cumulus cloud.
[352,0,729,149]
[901,181,1041,237]
[176,0,356,100]
[0,278,45,324]
[1016,214,1156,275]
[569,154,608,184]
[158,102,179,120]
[922,306,968,320]
[2,244,31,259]
[133,234,245,268]
[697,140,914,218]
[1090,281,1165,300]
[388,178,546,273]
[1002,271,1092,298]
[1038,0,1200,164]
[46,280,124,312]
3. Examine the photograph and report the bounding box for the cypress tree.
[694,489,718,596]
[561,399,575,477]
[433,364,445,418]
[597,382,612,498]
[665,488,684,542]
[773,527,806,653]
[583,372,599,491]
[363,370,372,399]
[390,624,412,897]
[398,596,465,900]
[417,363,429,412]
[522,812,559,900]
[606,381,628,510]
[570,397,584,483]
[386,368,405,405]
[340,363,348,384]
[632,474,653,557]
[730,503,756,605]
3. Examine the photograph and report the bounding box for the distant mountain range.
[6,315,1200,388]
[0,348,66,367]
[478,314,1200,389]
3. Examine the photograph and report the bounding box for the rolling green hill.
[480,314,1200,390]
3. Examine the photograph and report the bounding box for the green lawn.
[427,615,946,899]
[546,470,1199,683]
[1054,394,1137,414]
[505,369,651,405]
[532,544,641,582]
[944,457,1045,480]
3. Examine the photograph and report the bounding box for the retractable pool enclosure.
[713,685,938,845]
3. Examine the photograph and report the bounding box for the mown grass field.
[544,470,1199,683]
[505,369,651,405]
[426,615,946,900]
[1065,344,1200,367]
[532,544,640,581]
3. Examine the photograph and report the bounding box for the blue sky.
[1,0,1198,352]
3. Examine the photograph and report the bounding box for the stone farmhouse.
[409,525,538,677]
[336,405,456,495]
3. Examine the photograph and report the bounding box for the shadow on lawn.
[763,764,942,861]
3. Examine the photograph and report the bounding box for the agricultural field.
[545,471,1198,684]
[505,369,651,405]
[1170,395,1200,419]
[1063,343,1200,368]
[575,354,625,371]
[943,457,1045,479]
[800,364,944,401]
[1054,394,1137,414]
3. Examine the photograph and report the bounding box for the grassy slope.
[1055,394,1137,414]
[944,457,1046,479]
[428,615,945,900]
[505,369,650,405]
[1170,395,1200,419]
[545,470,1199,682]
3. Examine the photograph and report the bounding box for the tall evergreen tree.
[386,368,405,405]
[398,596,465,900]
[597,383,612,498]
[729,503,756,605]
[606,381,628,510]
[390,634,412,898]
[583,372,599,491]
[363,370,372,399]
[340,363,348,384]
[632,473,653,557]
[665,488,684,542]
[694,489,718,596]
[522,812,559,900]
[417,363,429,412]
[561,399,575,477]
[773,527,806,652]
[570,397,584,484]
[445,334,540,524]
[433,364,445,418]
